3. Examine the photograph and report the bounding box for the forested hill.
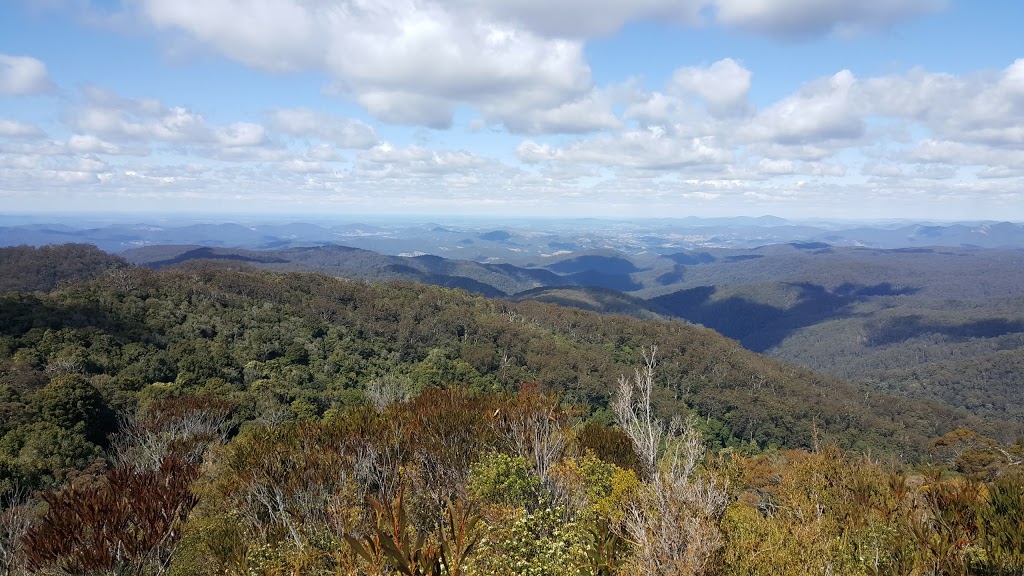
[3,262,1014,492]
[0,244,127,293]
[7,242,1024,438]
[5,253,1024,575]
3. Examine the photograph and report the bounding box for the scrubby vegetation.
[1,247,1022,574]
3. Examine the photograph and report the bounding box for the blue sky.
[1,0,1023,220]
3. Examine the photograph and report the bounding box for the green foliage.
[468,452,541,509]
[0,421,103,499]
[1,263,1001,461]
[575,421,643,477]
[978,477,1024,573]
[0,244,127,293]
[466,506,590,576]
[345,491,482,576]
[30,374,116,445]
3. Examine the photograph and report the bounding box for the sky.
[1,0,1023,221]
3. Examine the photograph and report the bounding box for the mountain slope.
[124,244,570,297]
[3,265,1016,460]
[0,244,127,293]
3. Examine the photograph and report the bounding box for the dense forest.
[119,243,1024,427]
[1,245,1022,575]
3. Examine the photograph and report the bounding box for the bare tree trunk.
[613,347,731,576]
[0,489,32,576]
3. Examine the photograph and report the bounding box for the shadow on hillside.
[0,292,136,342]
[666,252,717,265]
[513,286,661,320]
[566,270,644,292]
[548,255,641,275]
[725,255,764,263]
[149,247,290,269]
[655,265,687,286]
[649,282,919,352]
[868,315,1024,347]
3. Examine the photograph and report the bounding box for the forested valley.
[1,244,1022,575]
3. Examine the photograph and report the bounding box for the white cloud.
[467,0,706,37]
[863,163,904,178]
[65,87,285,157]
[138,0,594,132]
[908,139,1024,167]
[0,134,148,157]
[624,92,693,127]
[977,166,1024,179]
[712,0,946,38]
[71,87,210,143]
[518,129,733,171]
[914,165,957,179]
[803,162,846,177]
[492,86,624,135]
[214,122,267,147]
[128,0,956,134]
[670,58,752,118]
[622,59,753,130]
[268,108,378,148]
[141,0,319,72]
[357,143,492,177]
[0,54,53,96]
[852,60,1024,149]
[67,134,131,155]
[73,155,109,173]
[758,158,795,175]
[745,70,863,144]
[932,59,1024,147]
[306,143,341,162]
[279,159,326,173]
[516,57,1024,210]
[745,142,835,161]
[0,119,45,139]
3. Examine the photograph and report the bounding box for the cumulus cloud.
[0,133,147,157]
[518,129,733,171]
[67,134,134,155]
[492,86,625,135]
[357,143,492,177]
[803,161,846,177]
[622,59,755,133]
[0,119,45,139]
[976,166,1024,179]
[670,58,752,118]
[757,158,795,175]
[214,122,267,147]
[515,56,1024,209]
[70,86,211,143]
[138,0,593,131]
[279,159,327,173]
[712,0,946,38]
[863,163,904,178]
[268,108,378,148]
[0,54,54,96]
[66,87,282,159]
[908,139,1024,167]
[745,70,863,144]
[929,59,1024,147]
[468,0,706,37]
[127,0,954,133]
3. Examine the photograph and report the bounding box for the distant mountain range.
[3,216,1024,257]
